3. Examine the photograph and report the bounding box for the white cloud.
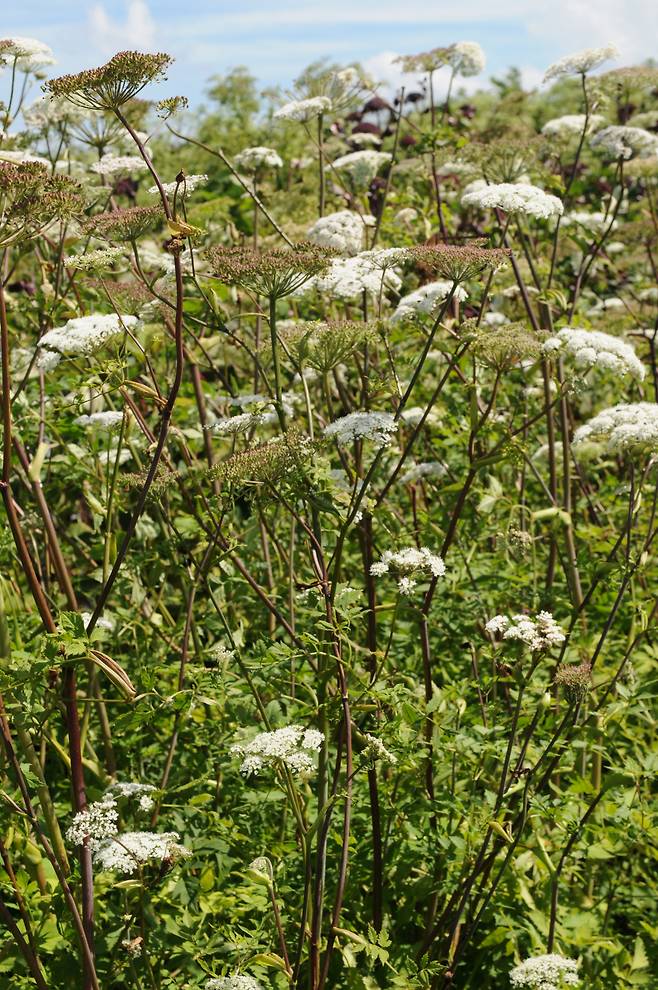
[523,0,650,64]
[88,0,156,56]
[362,52,424,96]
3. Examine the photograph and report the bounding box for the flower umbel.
[509,953,580,989]
[45,50,174,111]
[485,611,566,652]
[231,725,324,777]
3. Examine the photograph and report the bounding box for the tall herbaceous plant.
[0,29,656,990]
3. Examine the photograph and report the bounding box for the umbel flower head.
[64,246,125,272]
[330,150,392,190]
[324,411,397,448]
[65,795,118,846]
[392,281,468,323]
[541,114,605,138]
[0,162,82,247]
[542,327,645,381]
[75,410,125,431]
[370,547,446,595]
[462,182,563,219]
[590,125,658,160]
[93,830,189,875]
[274,95,331,122]
[90,154,150,177]
[485,611,566,652]
[206,977,263,990]
[45,50,173,111]
[411,243,510,283]
[298,252,402,299]
[233,146,283,173]
[36,313,140,369]
[306,209,375,256]
[83,205,164,242]
[510,953,580,989]
[543,44,618,82]
[0,36,55,71]
[573,402,658,454]
[446,41,486,77]
[231,725,324,777]
[205,242,333,298]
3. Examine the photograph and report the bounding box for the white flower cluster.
[211,643,235,664]
[90,154,149,176]
[300,253,402,299]
[0,149,51,167]
[542,327,645,380]
[363,734,398,764]
[23,95,82,128]
[211,392,298,433]
[210,411,265,436]
[541,114,605,137]
[392,280,468,322]
[64,247,124,271]
[231,725,324,777]
[234,146,283,172]
[591,125,658,160]
[148,174,208,195]
[0,36,56,70]
[306,210,374,255]
[65,796,118,846]
[324,411,397,447]
[37,314,139,369]
[93,831,189,875]
[400,406,439,428]
[274,95,331,121]
[399,461,448,485]
[462,182,563,219]
[510,953,580,989]
[447,41,486,77]
[561,211,616,235]
[543,44,618,82]
[485,611,566,651]
[330,150,392,188]
[573,402,658,453]
[206,977,263,990]
[75,410,125,431]
[370,547,446,595]
[108,782,157,813]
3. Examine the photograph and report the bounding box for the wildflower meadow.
[0,28,657,990]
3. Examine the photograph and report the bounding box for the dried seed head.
[83,205,164,242]
[0,162,83,246]
[45,50,173,111]
[555,662,592,702]
[205,242,334,298]
[411,243,510,283]
[122,466,180,500]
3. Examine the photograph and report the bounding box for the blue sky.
[2,0,655,108]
